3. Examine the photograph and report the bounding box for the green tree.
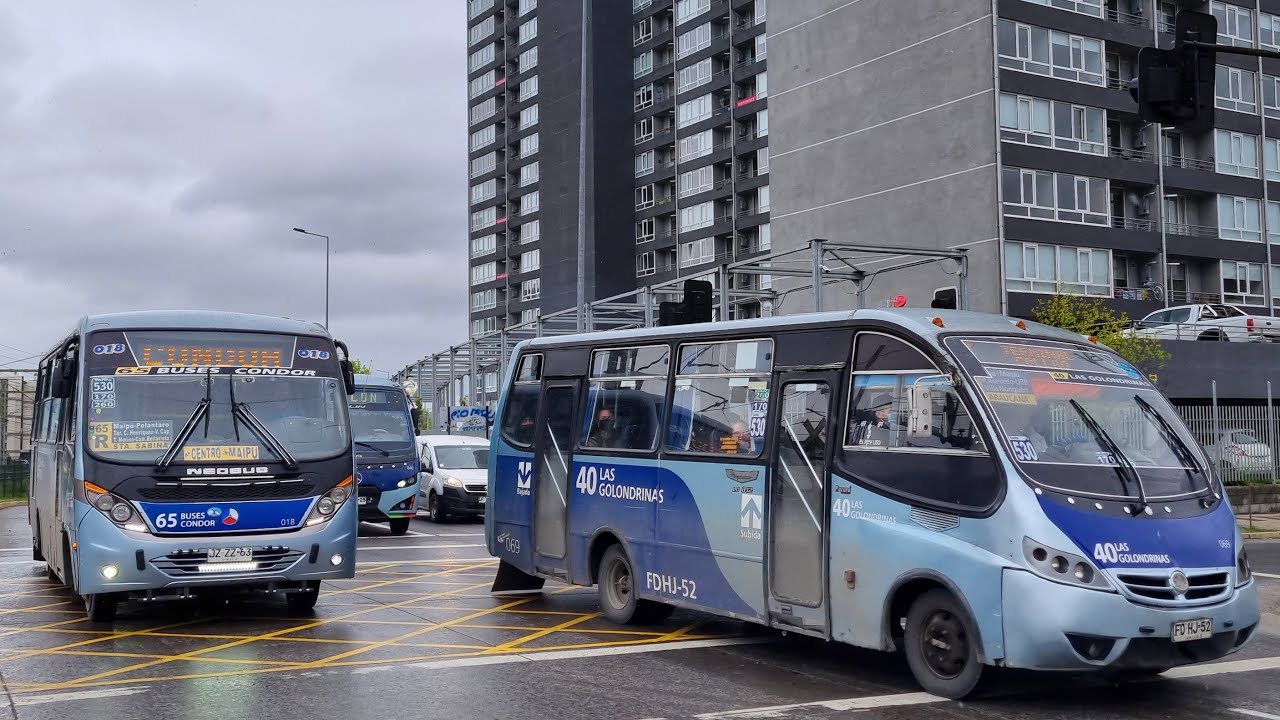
[1030,290,1169,374]
[349,359,371,375]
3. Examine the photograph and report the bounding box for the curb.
[1243,531,1280,540]
[0,500,24,511]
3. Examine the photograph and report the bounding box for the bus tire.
[32,514,44,561]
[903,589,985,700]
[286,582,321,616]
[596,545,667,625]
[389,518,411,536]
[84,593,118,623]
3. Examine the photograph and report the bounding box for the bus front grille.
[150,547,305,576]
[138,480,315,502]
[1113,570,1231,606]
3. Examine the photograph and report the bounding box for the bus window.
[580,345,669,451]
[500,353,543,447]
[666,339,772,456]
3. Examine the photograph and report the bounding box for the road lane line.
[694,692,943,718]
[1165,656,1280,679]
[355,557,493,566]
[1251,572,1280,579]
[1232,710,1280,720]
[13,686,150,706]
[354,543,484,551]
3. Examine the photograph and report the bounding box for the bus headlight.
[1023,537,1113,592]
[317,497,336,515]
[306,476,355,526]
[397,474,418,488]
[85,482,139,530]
[1238,549,1252,586]
[109,503,133,523]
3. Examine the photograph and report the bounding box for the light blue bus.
[485,309,1259,697]
[29,311,359,622]
[349,375,421,535]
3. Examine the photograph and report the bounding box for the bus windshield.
[945,336,1209,500]
[349,388,414,451]
[83,330,349,464]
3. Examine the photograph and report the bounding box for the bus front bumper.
[357,483,417,522]
[1002,568,1260,671]
[74,499,358,597]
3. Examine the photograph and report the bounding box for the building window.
[470,97,497,126]
[469,124,497,152]
[998,93,1105,155]
[634,16,653,45]
[756,0,766,22]
[471,317,498,338]
[519,47,538,72]
[1223,261,1265,305]
[472,289,498,311]
[520,104,539,129]
[471,207,498,231]
[636,184,655,210]
[519,132,539,157]
[519,75,539,101]
[1003,242,1111,296]
[518,0,536,16]
[521,249,541,272]
[635,116,655,144]
[1217,65,1258,114]
[678,166,714,198]
[522,277,541,301]
[520,308,542,325]
[635,50,653,78]
[1218,195,1262,242]
[757,108,768,136]
[635,84,654,110]
[758,146,769,174]
[635,150,656,177]
[679,201,716,233]
[678,94,713,128]
[755,34,767,61]
[468,16,495,46]
[996,20,1103,86]
[471,152,497,178]
[1001,167,1108,225]
[676,0,711,25]
[1265,74,1280,119]
[520,219,541,244]
[468,0,495,21]
[471,261,497,285]
[471,233,497,258]
[637,217,656,243]
[1021,0,1101,18]
[1262,13,1280,50]
[469,43,496,72]
[678,58,714,93]
[758,185,770,213]
[469,70,496,100]
[679,237,716,267]
[471,179,497,203]
[759,222,771,250]
[1212,1,1254,47]
[518,17,538,45]
[520,161,539,187]
[676,23,713,59]
[520,190,540,215]
[678,129,714,161]
[1215,129,1260,178]
[637,251,657,277]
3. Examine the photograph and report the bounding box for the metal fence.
[0,462,28,501]
[1174,381,1280,486]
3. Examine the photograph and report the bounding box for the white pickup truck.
[1129,303,1280,342]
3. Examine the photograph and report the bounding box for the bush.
[1030,290,1169,376]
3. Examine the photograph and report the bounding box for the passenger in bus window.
[851,393,897,447]
[716,419,754,454]
[586,406,619,448]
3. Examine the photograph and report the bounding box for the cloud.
[0,1,467,375]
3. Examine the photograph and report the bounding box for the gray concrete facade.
[768,0,1002,315]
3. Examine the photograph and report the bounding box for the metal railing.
[1164,154,1215,172]
[1112,215,1156,231]
[1163,221,1219,238]
[1167,290,1226,304]
[1107,8,1150,27]
[1106,75,1131,91]
[1112,286,1157,301]
[1109,146,1154,163]
[1178,385,1280,487]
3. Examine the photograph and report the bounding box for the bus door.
[765,371,838,637]
[531,379,580,578]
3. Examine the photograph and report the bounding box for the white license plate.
[359,496,371,505]
[1172,618,1214,643]
[207,547,253,561]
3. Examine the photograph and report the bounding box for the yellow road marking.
[480,611,603,654]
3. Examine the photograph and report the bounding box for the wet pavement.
[2,506,1280,719]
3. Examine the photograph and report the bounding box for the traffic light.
[656,279,715,326]
[1130,11,1216,133]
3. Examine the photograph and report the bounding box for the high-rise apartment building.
[769,0,1280,320]
[465,0,772,338]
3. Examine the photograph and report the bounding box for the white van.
[414,434,489,522]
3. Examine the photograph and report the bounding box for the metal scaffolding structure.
[394,240,969,428]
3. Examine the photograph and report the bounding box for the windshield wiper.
[354,440,390,456]
[228,377,299,469]
[1069,399,1149,513]
[1133,394,1205,477]
[156,370,213,468]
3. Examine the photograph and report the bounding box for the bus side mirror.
[340,359,355,395]
[50,360,76,399]
[410,407,421,435]
[907,384,933,439]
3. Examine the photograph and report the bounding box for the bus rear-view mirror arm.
[907,376,950,439]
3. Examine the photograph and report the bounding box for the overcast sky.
[0,1,465,376]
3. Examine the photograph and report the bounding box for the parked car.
[1128,303,1280,342]
[415,434,489,522]
[1204,428,1274,477]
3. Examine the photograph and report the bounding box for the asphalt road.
[3,505,1280,720]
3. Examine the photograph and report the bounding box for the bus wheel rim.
[920,610,967,680]
[607,558,630,608]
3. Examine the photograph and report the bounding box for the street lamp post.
[292,227,330,328]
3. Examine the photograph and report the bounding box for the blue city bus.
[350,375,421,535]
[485,309,1260,698]
[29,311,359,622]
